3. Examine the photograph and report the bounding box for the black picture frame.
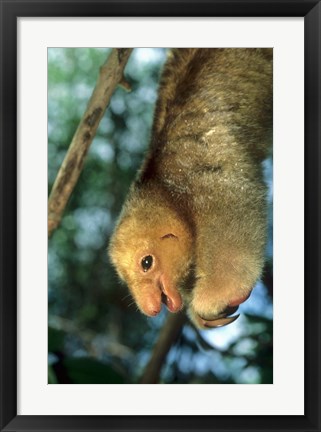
[1,1,320,431]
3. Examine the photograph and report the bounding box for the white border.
[17,18,304,415]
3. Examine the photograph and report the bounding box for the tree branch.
[48,48,133,237]
[139,312,187,384]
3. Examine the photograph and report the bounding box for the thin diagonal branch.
[48,48,133,237]
[139,312,187,384]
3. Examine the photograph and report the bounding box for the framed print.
[0,1,320,431]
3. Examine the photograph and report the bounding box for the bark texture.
[48,48,133,237]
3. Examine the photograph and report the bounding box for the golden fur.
[109,48,272,328]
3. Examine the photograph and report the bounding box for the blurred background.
[48,48,273,385]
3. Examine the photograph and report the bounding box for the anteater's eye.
[141,255,153,272]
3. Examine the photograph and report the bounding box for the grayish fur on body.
[109,49,272,328]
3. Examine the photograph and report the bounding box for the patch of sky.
[182,323,198,342]
[263,156,273,203]
[73,207,110,250]
[208,350,231,379]
[177,346,194,374]
[126,95,143,113]
[48,103,78,144]
[165,344,179,366]
[201,315,244,351]
[48,352,59,366]
[90,138,115,162]
[133,48,167,65]
[99,116,115,135]
[230,356,248,372]
[241,280,273,319]
[186,279,273,359]
[127,48,167,81]
[266,228,273,259]
[48,48,65,63]
[237,366,260,384]
[147,308,168,331]
[137,349,153,373]
[177,325,239,378]
[193,351,215,376]
[48,84,90,128]
[48,98,69,129]
[125,115,152,139]
[72,81,93,104]
[233,337,258,356]
[120,130,145,153]
[110,93,126,115]
[70,348,88,358]
[136,85,158,104]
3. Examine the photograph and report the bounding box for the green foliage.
[62,358,125,384]
[48,366,58,384]
[48,325,126,384]
[48,48,273,384]
[48,327,65,352]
